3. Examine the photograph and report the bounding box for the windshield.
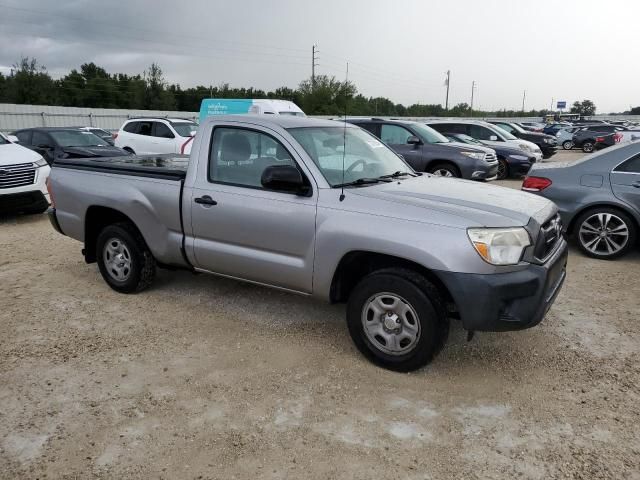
[279,111,305,116]
[490,124,518,140]
[0,134,9,145]
[288,126,413,187]
[453,133,482,145]
[50,130,107,147]
[171,122,198,137]
[412,123,449,143]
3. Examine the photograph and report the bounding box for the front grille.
[534,214,562,261]
[484,152,498,163]
[0,163,36,189]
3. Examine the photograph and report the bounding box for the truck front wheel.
[346,269,449,372]
[96,222,156,293]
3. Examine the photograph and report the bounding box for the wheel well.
[567,204,639,235]
[123,147,135,153]
[84,206,137,263]
[329,251,455,309]
[425,160,461,176]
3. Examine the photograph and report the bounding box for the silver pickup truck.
[47,115,568,371]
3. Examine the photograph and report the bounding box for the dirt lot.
[1,150,639,479]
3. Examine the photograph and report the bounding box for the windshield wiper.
[333,177,392,188]
[378,170,416,179]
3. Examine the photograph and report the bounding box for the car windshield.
[411,123,449,143]
[490,125,518,140]
[171,122,198,137]
[288,126,413,187]
[50,130,107,147]
[453,133,482,145]
[0,134,9,145]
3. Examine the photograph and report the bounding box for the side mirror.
[489,135,498,141]
[7,135,19,143]
[261,165,308,195]
[407,135,421,145]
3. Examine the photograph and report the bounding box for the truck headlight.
[460,151,485,160]
[467,227,531,265]
[33,157,48,168]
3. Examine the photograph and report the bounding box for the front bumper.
[0,190,49,214]
[471,163,499,180]
[436,238,568,332]
[48,207,65,235]
[540,144,558,157]
[506,156,534,176]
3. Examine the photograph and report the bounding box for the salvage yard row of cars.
[2,102,640,371]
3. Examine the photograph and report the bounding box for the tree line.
[0,57,618,117]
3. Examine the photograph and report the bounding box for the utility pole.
[522,90,526,112]
[444,70,451,111]
[470,80,476,115]
[312,44,319,90]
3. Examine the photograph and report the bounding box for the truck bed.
[53,154,189,180]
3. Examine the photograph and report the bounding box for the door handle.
[194,195,217,206]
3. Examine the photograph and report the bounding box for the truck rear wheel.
[346,268,449,372]
[96,222,156,293]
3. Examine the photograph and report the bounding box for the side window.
[137,122,152,136]
[123,122,139,133]
[614,154,640,173]
[209,128,297,189]
[439,123,466,135]
[469,125,498,140]
[153,122,175,139]
[32,131,52,147]
[380,124,413,145]
[15,131,32,144]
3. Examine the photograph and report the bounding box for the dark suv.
[572,126,622,153]
[489,121,558,159]
[347,118,498,180]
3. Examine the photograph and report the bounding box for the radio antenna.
[339,61,349,202]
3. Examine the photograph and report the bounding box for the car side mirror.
[7,135,19,143]
[489,135,498,141]
[407,135,421,145]
[261,165,309,195]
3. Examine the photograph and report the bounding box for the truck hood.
[60,145,130,158]
[0,142,43,166]
[349,175,554,228]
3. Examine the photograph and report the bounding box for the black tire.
[496,158,509,180]
[573,207,637,260]
[96,222,156,293]
[562,140,573,150]
[428,162,460,178]
[582,141,594,153]
[346,268,449,372]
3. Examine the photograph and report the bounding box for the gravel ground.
[1,150,639,479]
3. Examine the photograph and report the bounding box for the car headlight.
[543,138,554,144]
[33,157,48,167]
[519,143,533,152]
[510,154,530,161]
[460,151,485,160]
[467,227,531,265]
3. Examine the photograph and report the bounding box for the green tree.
[570,99,597,116]
[143,63,176,110]
[297,75,356,115]
[5,57,56,105]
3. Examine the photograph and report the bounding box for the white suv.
[114,118,197,155]
[0,133,50,215]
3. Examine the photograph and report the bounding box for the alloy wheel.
[103,237,132,282]
[578,213,629,256]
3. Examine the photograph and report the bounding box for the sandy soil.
[1,153,639,479]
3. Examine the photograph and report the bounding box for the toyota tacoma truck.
[47,115,568,371]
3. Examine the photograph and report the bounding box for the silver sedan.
[521,143,640,259]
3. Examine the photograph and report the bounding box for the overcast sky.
[0,0,637,112]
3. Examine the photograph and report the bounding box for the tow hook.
[466,330,475,342]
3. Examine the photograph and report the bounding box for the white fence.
[2,103,639,133]
[0,103,198,132]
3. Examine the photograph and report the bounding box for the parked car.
[114,118,198,155]
[75,127,115,145]
[426,120,544,162]
[47,115,568,371]
[0,133,50,215]
[346,118,498,180]
[443,133,536,180]
[489,121,558,159]
[10,127,130,164]
[543,122,573,136]
[523,142,640,259]
[517,121,545,132]
[555,126,581,150]
[572,128,621,153]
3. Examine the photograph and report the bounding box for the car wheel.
[346,268,449,372]
[574,208,637,260]
[96,222,156,293]
[428,163,460,178]
[562,140,573,150]
[582,142,594,153]
[496,158,509,180]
